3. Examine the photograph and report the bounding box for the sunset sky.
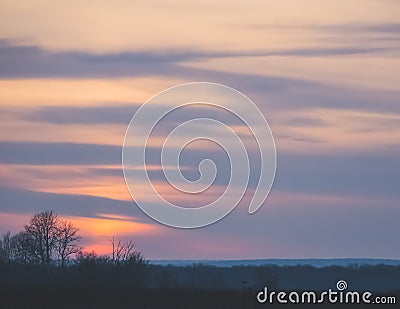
[1,0,400,259]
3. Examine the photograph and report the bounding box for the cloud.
[277,134,325,144]
[285,116,327,127]
[317,23,400,35]
[275,152,400,198]
[0,141,121,165]
[1,40,399,118]
[0,39,388,79]
[18,104,137,125]
[245,22,400,36]
[1,140,399,200]
[8,102,247,126]
[0,186,145,222]
[256,85,400,115]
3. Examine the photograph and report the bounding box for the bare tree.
[1,211,82,266]
[56,219,82,267]
[109,237,144,266]
[0,231,12,262]
[25,210,59,266]
[11,231,36,264]
[0,231,37,264]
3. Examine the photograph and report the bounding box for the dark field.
[1,262,399,308]
[1,285,399,308]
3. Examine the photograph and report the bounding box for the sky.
[0,0,399,259]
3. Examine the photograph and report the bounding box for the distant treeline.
[145,263,400,292]
[3,261,399,291]
[1,261,400,308]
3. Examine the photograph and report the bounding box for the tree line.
[0,210,144,267]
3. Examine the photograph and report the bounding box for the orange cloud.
[65,215,162,255]
[0,164,131,201]
[68,215,159,237]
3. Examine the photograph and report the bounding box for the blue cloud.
[0,39,387,79]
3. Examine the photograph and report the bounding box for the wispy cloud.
[0,141,121,165]
[284,116,327,128]
[0,39,388,79]
[0,186,139,220]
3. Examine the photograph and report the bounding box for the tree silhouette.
[11,231,36,264]
[1,211,148,271]
[56,219,82,267]
[0,231,12,262]
[24,210,59,266]
[1,211,82,266]
[109,237,144,267]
